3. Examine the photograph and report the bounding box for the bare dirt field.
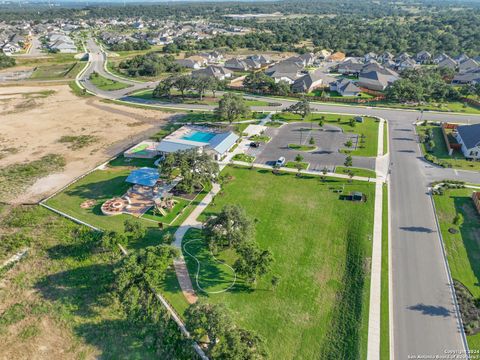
[0,84,173,204]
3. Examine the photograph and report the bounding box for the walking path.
[367,118,387,360]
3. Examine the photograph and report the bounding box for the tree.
[271,275,281,290]
[345,139,353,148]
[309,136,315,145]
[193,77,212,100]
[203,204,254,252]
[215,93,250,123]
[161,149,219,194]
[344,155,353,168]
[185,301,232,346]
[0,53,15,69]
[124,218,146,242]
[97,230,127,251]
[234,242,273,285]
[272,80,291,96]
[321,167,328,182]
[173,75,193,100]
[210,328,268,359]
[285,98,311,120]
[114,245,179,323]
[153,77,174,99]
[295,154,304,162]
[453,213,464,226]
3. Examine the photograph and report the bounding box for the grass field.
[285,161,309,170]
[273,112,379,157]
[383,121,389,155]
[417,125,480,171]
[335,166,376,178]
[367,100,480,115]
[162,166,375,359]
[30,62,85,80]
[130,89,273,107]
[433,187,480,349]
[89,74,131,91]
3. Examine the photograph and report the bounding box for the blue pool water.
[182,131,216,143]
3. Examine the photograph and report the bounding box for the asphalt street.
[79,39,480,359]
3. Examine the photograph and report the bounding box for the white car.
[275,156,286,168]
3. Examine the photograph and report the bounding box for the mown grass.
[335,166,376,179]
[89,74,131,91]
[433,187,480,349]
[162,166,375,359]
[417,124,480,171]
[30,62,84,80]
[285,161,309,170]
[68,81,92,97]
[273,112,379,157]
[0,154,65,202]
[368,100,480,115]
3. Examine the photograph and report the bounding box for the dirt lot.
[0,84,172,204]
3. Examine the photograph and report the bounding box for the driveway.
[252,122,376,172]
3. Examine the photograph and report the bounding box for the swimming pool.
[182,131,216,143]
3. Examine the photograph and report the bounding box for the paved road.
[80,38,480,359]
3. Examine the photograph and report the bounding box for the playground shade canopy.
[125,167,160,187]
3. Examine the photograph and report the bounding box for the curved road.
[80,39,480,359]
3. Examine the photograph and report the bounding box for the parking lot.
[250,122,376,172]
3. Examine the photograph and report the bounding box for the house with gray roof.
[337,58,364,75]
[191,65,232,80]
[455,124,480,159]
[451,69,480,85]
[265,61,303,84]
[415,51,432,64]
[358,66,399,91]
[458,58,479,73]
[330,78,361,97]
[438,56,457,70]
[291,70,334,93]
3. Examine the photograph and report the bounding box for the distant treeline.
[0,0,479,21]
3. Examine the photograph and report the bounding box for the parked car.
[275,156,286,168]
[250,141,260,148]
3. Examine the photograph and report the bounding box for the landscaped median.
[432,183,480,349]
[160,165,376,359]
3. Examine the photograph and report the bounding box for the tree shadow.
[399,226,435,233]
[392,137,414,141]
[35,263,116,319]
[407,303,452,317]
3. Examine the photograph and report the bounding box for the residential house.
[265,61,303,84]
[415,51,432,64]
[337,58,364,75]
[364,52,377,62]
[454,124,480,159]
[458,58,479,73]
[2,42,21,55]
[316,49,331,60]
[451,69,480,85]
[395,52,411,63]
[397,58,419,72]
[225,58,249,71]
[433,53,449,64]
[378,51,394,64]
[176,58,203,69]
[358,67,399,91]
[291,70,335,93]
[329,78,361,97]
[247,54,271,65]
[454,53,470,64]
[438,56,457,70]
[191,65,232,80]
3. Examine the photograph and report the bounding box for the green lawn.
[273,113,379,157]
[130,90,272,107]
[433,187,480,349]
[383,121,389,155]
[308,90,374,99]
[288,143,316,152]
[30,62,85,80]
[89,74,131,91]
[417,125,480,171]
[141,197,191,225]
[162,166,375,359]
[232,153,255,163]
[335,166,376,179]
[369,100,480,115]
[285,161,309,170]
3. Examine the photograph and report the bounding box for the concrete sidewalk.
[367,117,387,360]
